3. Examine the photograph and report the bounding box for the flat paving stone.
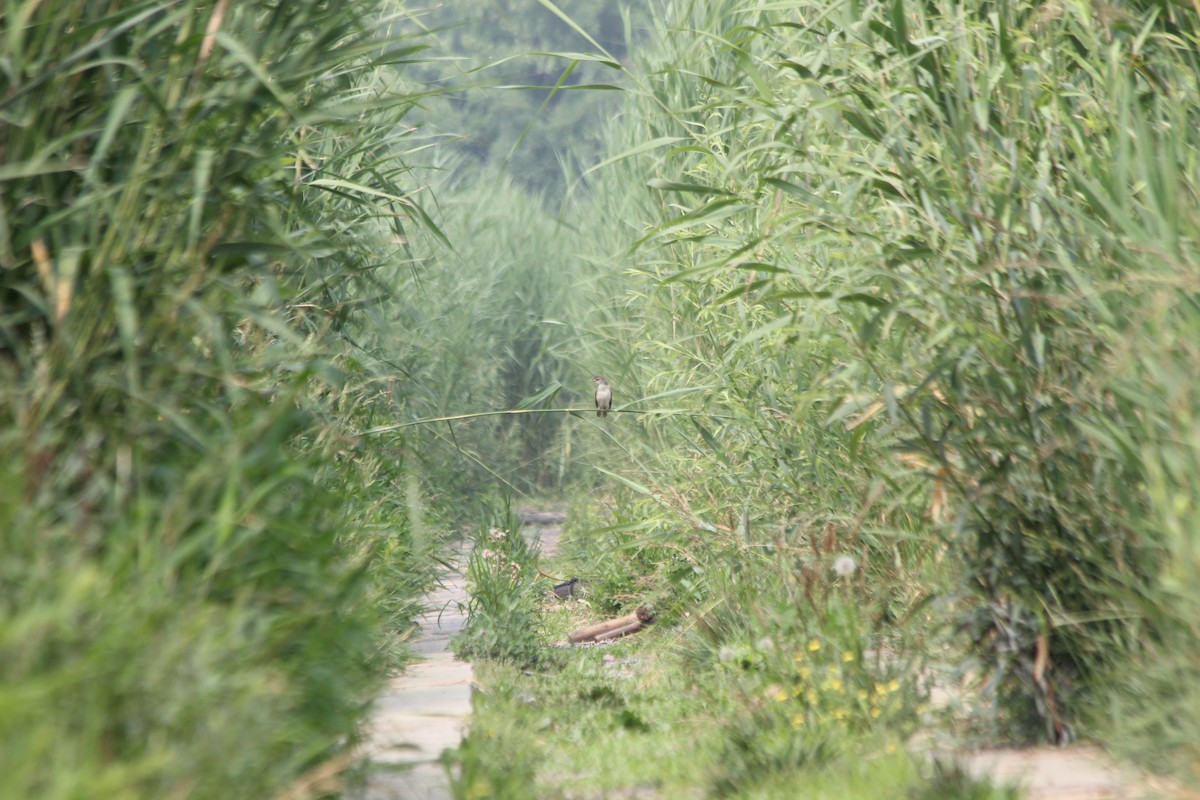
[368,715,468,764]
[360,763,451,800]
[374,682,472,717]
[387,657,472,688]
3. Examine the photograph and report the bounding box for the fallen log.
[594,621,644,642]
[568,606,655,644]
[569,613,639,643]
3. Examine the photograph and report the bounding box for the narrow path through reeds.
[351,512,565,800]
[354,544,472,800]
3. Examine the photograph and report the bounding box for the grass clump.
[909,761,1023,800]
[452,643,726,800]
[444,714,539,800]
[455,505,561,669]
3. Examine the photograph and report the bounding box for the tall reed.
[1,2,445,796]
[572,0,1200,758]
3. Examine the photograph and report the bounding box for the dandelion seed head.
[833,555,858,577]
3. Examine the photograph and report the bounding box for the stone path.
[520,509,565,558]
[927,675,1187,798]
[953,745,1177,799]
[354,548,472,800]
[351,512,563,800]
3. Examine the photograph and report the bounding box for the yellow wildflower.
[808,639,822,652]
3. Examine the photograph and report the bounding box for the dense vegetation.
[1,1,610,795]
[6,0,1200,797]
[0,2,458,797]
[451,0,1200,795]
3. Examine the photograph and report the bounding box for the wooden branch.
[594,621,644,641]
[568,607,655,644]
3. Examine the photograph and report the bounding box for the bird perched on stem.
[592,375,612,417]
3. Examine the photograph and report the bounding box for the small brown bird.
[592,375,612,417]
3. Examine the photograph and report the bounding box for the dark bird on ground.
[593,375,612,418]
[552,577,580,599]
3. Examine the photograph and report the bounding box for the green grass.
[465,644,722,799]
[448,510,1018,799]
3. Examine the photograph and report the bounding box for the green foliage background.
[407,0,643,203]
[6,0,1200,796]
